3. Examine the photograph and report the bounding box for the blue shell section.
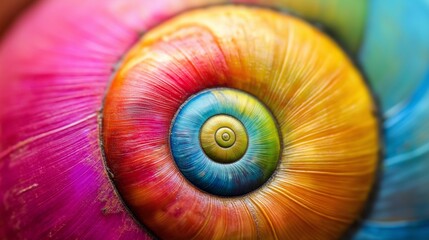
[354,0,429,239]
[170,90,278,196]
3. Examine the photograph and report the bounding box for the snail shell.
[0,0,428,239]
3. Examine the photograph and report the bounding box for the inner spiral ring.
[170,88,281,196]
[216,127,235,146]
[200,115,248,163]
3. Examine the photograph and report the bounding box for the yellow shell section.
[200,115,248,163]
[215,127,236,148]
[114,6,379,239]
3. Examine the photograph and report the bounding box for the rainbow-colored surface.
[0,0,428,239]
[103,6,378,239]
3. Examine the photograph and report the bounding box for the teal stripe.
[354,1,429,238]
[359,0,429,113]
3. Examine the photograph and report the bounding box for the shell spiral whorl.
[171,88,281,196]
[102,5,379,239]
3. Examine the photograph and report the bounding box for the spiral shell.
[101,6,378,239]
[0,0,428,239]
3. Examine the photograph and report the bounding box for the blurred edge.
[0,0,35,37]
[0,0,35,149]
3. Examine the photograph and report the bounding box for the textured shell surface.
[0,0,428,239]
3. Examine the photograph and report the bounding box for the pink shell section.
[0,0,228,238]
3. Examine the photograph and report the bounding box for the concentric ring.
[215,127,235,147]
[200,114,248,163]
[170,88,281,196]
